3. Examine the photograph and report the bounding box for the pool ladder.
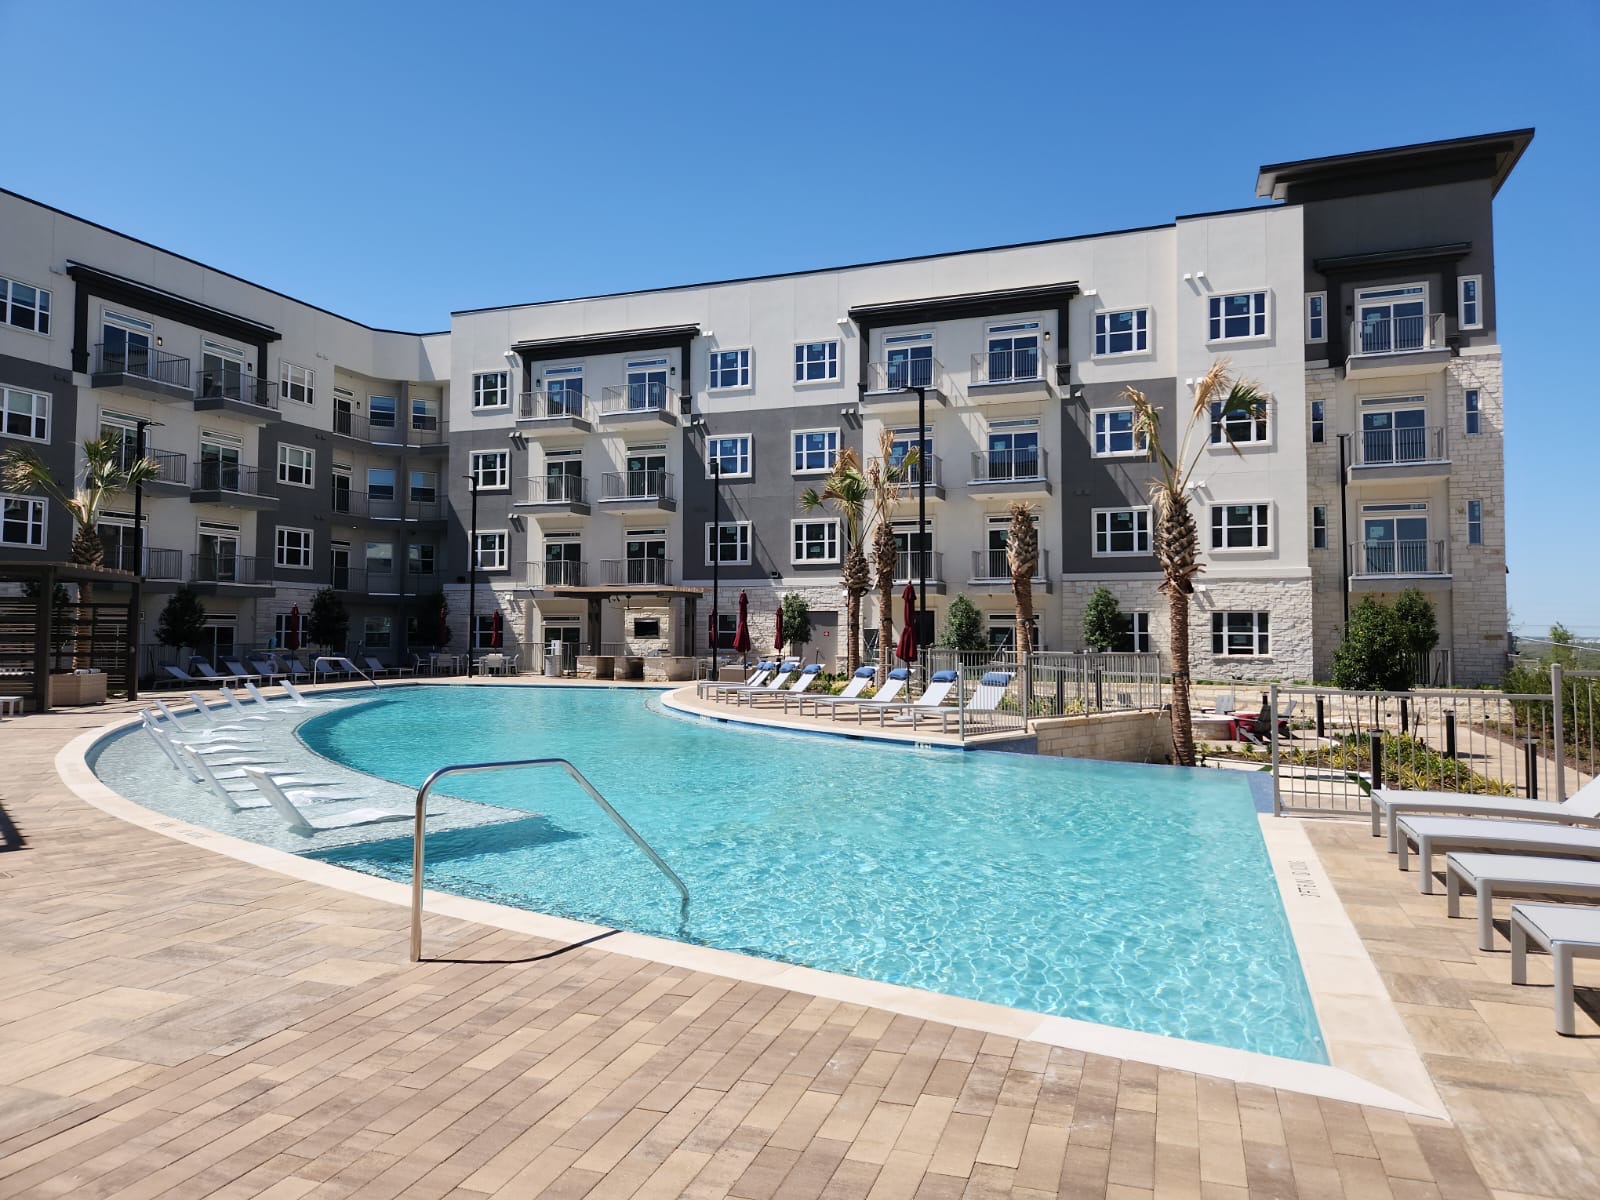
[408,757,690,961]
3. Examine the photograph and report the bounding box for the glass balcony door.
[885,339,933,389]
[625,359,668,410]
[625,535,667,584]
[985,322,1040,382]
[197,530,239,581]
[1362,513,1430,574]
[1361,407,1428,463]
[624,451,666,497]
[102,321,151,376]
[1356,284,1427,353]
[545,538,582,586]
[199,441,241,490]
[986,428,1039,479]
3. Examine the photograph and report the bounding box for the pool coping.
[60,687,1445,1119]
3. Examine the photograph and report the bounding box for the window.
[199,339,247,401]
[1,493,45,547]
[715,612,739,650]
[791,519,840,564]
[1310,400,1325,444]
[1359,502,1431,573]
[1114,612,1151,654]
[1210,400,1268,446]
[794,340,839,382]
[1092,408,1144,457]
[1313,505,1327,550]
[707,435,751,478]
[1360,400,1430,463]
[1094,309,1149,356]
[1212,612,1270,657]
[277,443,314,488]
[409,543,436,575]
[275,526,314,569]
[984,419,1041,479]
[708,348,751,390]
[0,384,49,442]
[409,470,436,504]
[472,614,497,650]
[544,365,584,417]
[369,395,397,430]
[1210,503,1271,550]
[366,541,394,573]
[625,357,670,410]
[883,331,934,390]
[1093,508,1151,556]
[792,428,838,473]
[470,449,509,490]
[364,616,393,650]
[633,618,662,639]
[279,362,314,405]
[1305,292,1327,344]
[1,276,50,335]
[367,467,396,501]
[984,321,1041,381]
[1468,500,1483,546]
[1207,291,1269,341]
[1355,283,1429,353]
[705,521,751,565]
[1459,275,1483,330]
[197,431,242,491]
[473,371,509,409]
[1465,389,1481,435]
[473,531,508,571]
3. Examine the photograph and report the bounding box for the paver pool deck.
[3,693,1599,1198]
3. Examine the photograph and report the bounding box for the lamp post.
[127,417,161,699]
[463,473,479,676]
[900,385,931,647]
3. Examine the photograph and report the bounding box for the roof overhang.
[1255,128,1534,202]
[1312,241,1473,275]
[66,262,282,343]
[511,324,701,363]
[546,585,707,599]
[847,282,1079,327]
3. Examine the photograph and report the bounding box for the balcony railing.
[197,369,278,410]
[1349,539,1449,577]
[529,560,587,588]
[972,548,1050,582]
[519,390,590,422]
[192,461,266,495]
[1350,312,1447,357]
[109,440,188,488]
[333,409,447,446]
[893,550,943,582]
[332,568,440,595]
[99,544,183,578]
[1352,425,1447,466]
[526,475,589,505]
[970,447,1048,483]
[332,489,444,521]
[969,346,1044,386]
[600,382,673,415]
[600,470,675,503]
[92,342,192,390]
[600,558,674,586]
[865,356,945,394]
[894,453,941,488]
[191,554,269,585]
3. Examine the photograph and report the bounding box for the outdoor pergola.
[0,561,141,712]
[543,583,706,658]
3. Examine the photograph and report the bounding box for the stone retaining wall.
[1032,709,1172,764]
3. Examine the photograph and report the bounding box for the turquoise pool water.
[294,686,1324,1062]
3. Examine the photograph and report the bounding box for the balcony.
[893,550,946,595]
[1347,425,1451,483]
[332,409,449,450]
[90,343,193,402]
[967,448,1052,496]
[1346,313,1451,377]
[190,553,273,595]
[518,390,593,435]
[516,475,591,516]
[333,568,440,596]
[332,490,446,523]
[894,454,945,501]
[599,383,678,427]
[1348,539,1451,590]
[863,358,949,409]
[599,470,676,513]
[599,558,675,587]
[528,560,587,590]
[189,462,279,510]
[110,442,189,497]
[970,548,1052,591]
[193,369,280,423]
[100,544,184,581]
[968,347,1051,402]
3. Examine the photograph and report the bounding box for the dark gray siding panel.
[1060,378,1172,575]
[0,351,79,561]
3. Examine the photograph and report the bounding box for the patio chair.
[363,655,411,678]
[248,657,288,684]
[221,659,262,685]
[187,659,230,684]
[830,668,911,722]
[1392,814,1600,894]
[1510,903,1600,1035]
[277,655,311,680]
[1445,852,1600,952]
[740,663,822,707]
[901,670,1014,733]
[699,661,774,698]
[869,670,961,727]
[239,767,409,835]
[1372,774,1600,850]
[1213,692,1236,715]
[161,665,208,689]
[788,665,874,716]
[714,661,798,701]
[479,653,507,676]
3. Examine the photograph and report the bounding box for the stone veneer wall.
[1032,709,1173,763]
[1304,366,1347,678]
[1445,351,1509,685]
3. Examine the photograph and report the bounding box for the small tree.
[307,587,349,651]
[1331,597,1413,691]
[780,593,812,658]
[1082,587,1122,652]
[941,595,986,653]
[415,591,450,648]
[1392,588,1439,656]
[156,588,208,656]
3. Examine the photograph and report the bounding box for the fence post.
[1525,739,1539,800]
[1094,668,1104,713]
[1023,653,1035,723]
[957,664,966,742]
[1269,682,1282,817]
[1400,697,1409,734]
[1444,711,1457,760]
[1370,731,1384,791]
[1551,663,1566,803]
[1315,696,1325,740]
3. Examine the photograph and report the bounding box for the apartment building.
[0,128,1527,685]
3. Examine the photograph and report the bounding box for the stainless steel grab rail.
[312,655,379,689]
[409,757,690,961]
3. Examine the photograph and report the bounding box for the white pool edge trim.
[58,707,1444,1120]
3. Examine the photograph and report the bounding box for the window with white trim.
[1210,399,1269,446]
[0,384,49,442]
[1210,503,1271,550]
[1207,291,1269,341]
[276,443,315,488]
[275,526,314,569]
[409,470,436,504]
[984,321,1041,381]
[1094,309,1149,356]
[470,449,509,490]
[792,428,838,473]
[705,521,751,565]
[472,371,509,409]
[1310,400,1325,444]
[1458,275,1483,330]
[473,531,508,570]
[708,348,751,390]
[1465,389,1481,435]
[1468,500,1483,546]
[1,493,45,547]
[279,362,314,405]
[1313,505,1327,550]
[1092,408,1144,457]
[1305,292,1326,343]
[1212,611,1270,657]
[1093,507,1151,556]
[1115,611,1151,653]
[794,340,839,382]
[1,276,50,335]
[791,519,840,564]
[707,435,751,477]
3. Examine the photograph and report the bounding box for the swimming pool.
[286,685,1324,1062]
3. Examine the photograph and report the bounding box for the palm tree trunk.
[878,581,894,676]
[1168,585,1195,766]
[71,522,104,672]
[846,590,861,671]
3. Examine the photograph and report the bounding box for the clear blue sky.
[3,0,1595,635]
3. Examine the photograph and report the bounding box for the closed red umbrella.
[708,610,719,654]
[489,608,503,649]
[436,604,449,648]
[286,604,301,651]
[733,591,751,656]
[773,606,785,652]
[896,583,918,663]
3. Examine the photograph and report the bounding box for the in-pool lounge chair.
[187,692,273,733]
[740,662,821,707]
[788,665,874,716]
[1445,852,1600,951]
[1393,814,1600,894]
[1372,774,1600,850]
[830,668,910,721]
[1510,903,1600,1035]
[870,670,960,727]
[190,749,357,812]
[281,679,346,708]
[698,661,772,698]
[140,715,277,778]
[152,696,257,740]
[240,767,408,835]
[217,686,276,724]
[715,661,798,701]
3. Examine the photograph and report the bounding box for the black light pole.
[132,418,155,579]
[463,473,479,676]
[709,457,721,674]
[903,385,930,646]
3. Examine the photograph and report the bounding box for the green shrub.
[940,595,985,652]
[156,588,208,653]
[1082,587,1121,652]
[1331,597,1413,691]
[1392,588,1439,655]
[780,593,812,651]
[307,587,349,650]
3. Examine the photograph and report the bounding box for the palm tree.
[799,448,870,669]
[1005,501,1038,655]
[864,430,918,676]
[1123,359,1271,766]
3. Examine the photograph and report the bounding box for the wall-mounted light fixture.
[835,316,851,326]
[1082,288,1098,298]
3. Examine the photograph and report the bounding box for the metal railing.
[190,553,269,585]
[969,346,1044,386]
[921,648,1164,726]
[1352,425,1447,466]
[893,550,943,582]
[528,560,586,588]
[100,544,183,578]
[333,409,447,446]
[1348,539,1448,577]
[93,342,192,389]
[1350,312,1446,357]
[409,757,689,960]
[197,369,278,410]
[312,654,377,687]
[518,390,589,422]
[599,382,673,414]
[970,447,1048,483]
[333,568,440,595]
[332,490,445,521]
[600,470,675,503]
[192,461,267,495]
[865,356,945,394]
[109,440,188,487]
[897,453,941,488]
[526,475,589,505]
[972,548,1050,582]
[600,558,673,586]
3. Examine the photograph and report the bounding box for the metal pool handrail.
[312,655,378,688]
[408,757,690,961]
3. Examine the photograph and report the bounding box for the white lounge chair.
[160,665,207,689]
[239,767,408,835]
[140,716,284,781]
[363,655,411,678]
[699,661,773,698]
[789,665,874,715]
[1510,903,1600,1035]
[741,662,821,706]
[248,657,288,683]
[906,670,1014,732]
[871,670,960,727]
[1372,775,1600,850]
[829,668,911,722]
[282,679,343,707]
[1393,815,1600,894]
[1446,852,1600,951]
[187,692,271,734]
[719,661,799,703]
[217,686,276,724]
[187,747,357,811]
[152,696,258,739]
